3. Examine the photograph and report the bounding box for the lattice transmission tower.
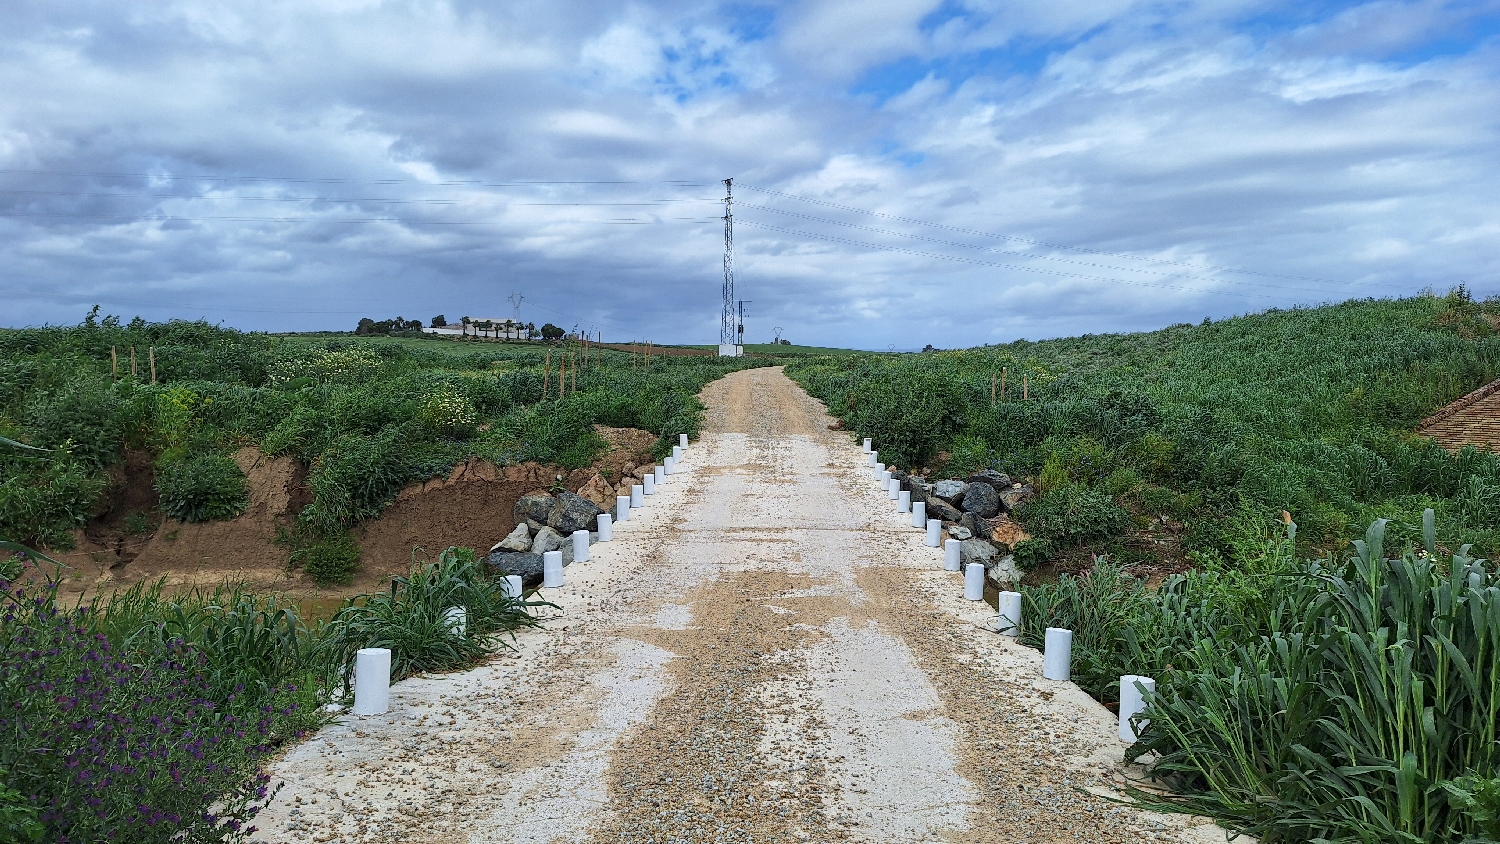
[720,178,735,346]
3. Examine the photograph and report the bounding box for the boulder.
[925,497,963,522]
[548,491,605,535]
[908,479,932,505]
[576,473,616,511]
[492,523,531,552]
[985,554,1022,587]
[890,469,909,486]
[486,551,544,589]
[960,512,990,540]
[932,480,968,504]
[947,525,972,541]
[514,491,556,528]
[998,484,1035,513]
[961,482,1001,519]
[530,526,564,554]
[966,470,1013,494]
[959,538,998,566]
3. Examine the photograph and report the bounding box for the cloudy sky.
[2,0,1497,348]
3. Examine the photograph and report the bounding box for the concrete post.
[653,466,665,486]
[964,563,985,600]
[944,538,961,571]
[502,575,523,599]
[643,474,655,495]
[1043,628,1072,681]
[352,648,391,715]
[897,490,911,513]
[673,445,683,463]
[868,452,878,468]
[911,500,926,528]
[925,518,942,547]
[863,438,872,452]
[597,512,613,541]
[679,433,688,448]
[1119,676,1156,743]
[996,591,1021,637]
[630,485,644,507]
[443,606,466,636]
[543,550,564,588]
[571,529,590,562]
[617,495,631,522]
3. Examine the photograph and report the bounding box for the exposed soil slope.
[52,426,660,602]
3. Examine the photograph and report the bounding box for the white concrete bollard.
[352,648,391,715]
[1119,676,1156,743]
[643,475,656,495]
[944,538,962,571]
[888,477,902,500]
[653,466,665,486]
[863,437,872,452]
[501,575,523,599]
[664,456,676,475]
[911,500,926,528]
[1043,628,1073,681]
[616,495,631,522]
[964,563,986,600]
[868,452,878,467]
[898,490,911,513]
[543,550,564,588]
[673,444,683,463]
[631,484,644,507]
[443,606,467,636]
[679,433,688,449]
[996,591,1022,637]
[925,518,942,547]
[874,464,885,482]
[597,512,613,541]
[571,529,590,562]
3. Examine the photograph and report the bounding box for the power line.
[0,212,709,225]
[738,183,1342,286]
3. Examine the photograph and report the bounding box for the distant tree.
[477,320,494,339]
[461,316,472,338]
[432,315,447,328]
[540,323,564,341]
[356,317,376,335]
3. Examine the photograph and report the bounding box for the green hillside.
[789,290,1500,564]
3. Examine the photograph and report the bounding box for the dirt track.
[256,367,1234,844]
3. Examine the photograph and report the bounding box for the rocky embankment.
[891,468,1035,585]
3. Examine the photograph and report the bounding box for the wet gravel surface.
[254,367,1237,844]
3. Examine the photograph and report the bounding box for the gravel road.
[256,366,1237,844]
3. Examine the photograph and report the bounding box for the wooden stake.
[572,351,578,393]
[559,354,567,397]
[149,347,156,383]
[543,350,551,399]
[1001,367,1007,399]
[111,346,118,380]
[130,346,137,378]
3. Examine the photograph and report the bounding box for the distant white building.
[424,318,530,340]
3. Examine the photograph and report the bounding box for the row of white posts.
[354,435,696,716]
[861,437,1152,743]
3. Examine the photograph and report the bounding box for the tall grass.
[319,547,552,690]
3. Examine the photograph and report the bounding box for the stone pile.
[892,468,1035,586]
[485,490,606,587]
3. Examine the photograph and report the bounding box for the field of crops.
[790,290,1500,842]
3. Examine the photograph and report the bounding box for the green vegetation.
[0,312,758,575]
[789,292,1500,563]
[1033,516,1500,843]
[0,544,549,842]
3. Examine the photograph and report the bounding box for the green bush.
[154,453,248,522]
[297,533,361,587]
[1012,538,1054,571]
[1013,484,1132,545]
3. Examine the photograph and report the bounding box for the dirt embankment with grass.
[49,425,662,604]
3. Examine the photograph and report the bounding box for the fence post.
[997,591,1021,637]
[352,648,392,715]
[1043,629,1072,681]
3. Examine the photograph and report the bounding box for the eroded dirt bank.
[255,367,1235,844]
